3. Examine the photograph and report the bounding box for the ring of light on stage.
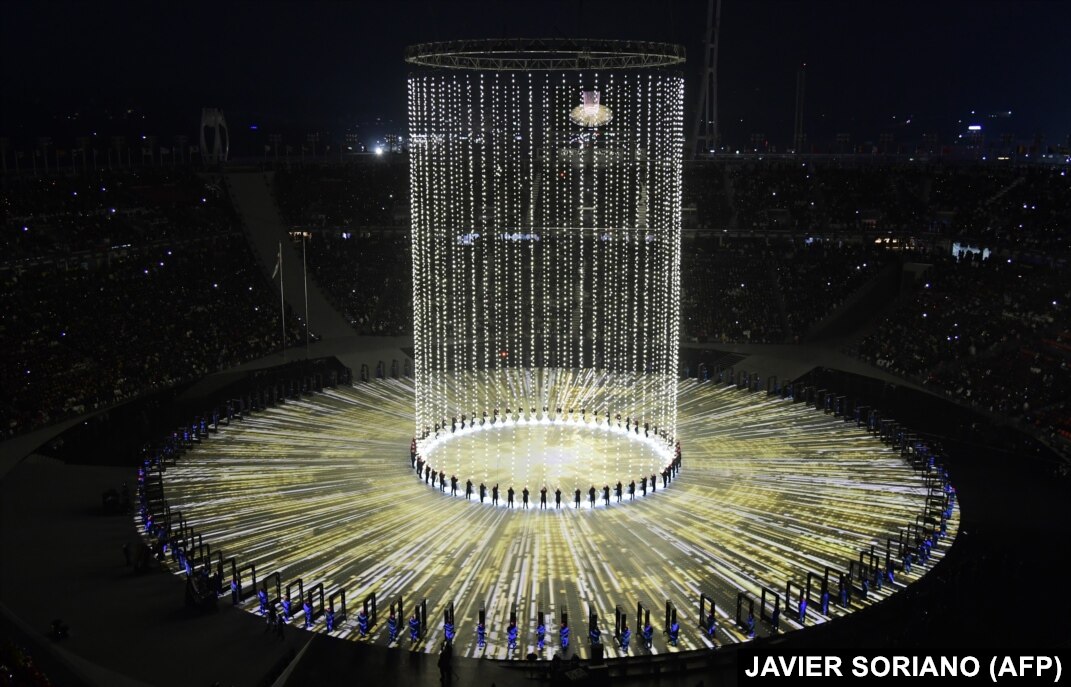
[407,39,685,495]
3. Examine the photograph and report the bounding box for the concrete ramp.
[226,171,356,343]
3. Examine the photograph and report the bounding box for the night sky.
[3,0,1069,148]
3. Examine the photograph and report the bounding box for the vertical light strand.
[624,73,637,425]
[651,73,662,441]
[556,73,565,381]
[466,75,477,434]
[670,75,685,444]
[408,76,422,439]
[433,75,445,436]
[480,73,489,427]
[639,74,647,430]
[575,72,585,377]
[422,75,435,438]
[505,73,515,400]
[449,74,460,448]
[622,72,631,415]
[528,72,536,389]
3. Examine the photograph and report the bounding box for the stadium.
[1,3,1069,687]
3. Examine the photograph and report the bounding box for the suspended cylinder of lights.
[407,40,685,480]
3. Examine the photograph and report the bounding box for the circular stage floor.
[420,421,672,497]
[159,378,955,658]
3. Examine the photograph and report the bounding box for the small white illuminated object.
[569,90,613,127]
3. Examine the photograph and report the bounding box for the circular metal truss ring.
[405,38,685,71]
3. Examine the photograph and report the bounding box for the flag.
[271,242,281,279]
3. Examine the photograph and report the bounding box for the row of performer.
[423,410,673,443]
[409,439,683,506]
[252,597,686,654]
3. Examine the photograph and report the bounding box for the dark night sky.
[2,0,1069,148]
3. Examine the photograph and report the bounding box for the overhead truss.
[406,38,685,71]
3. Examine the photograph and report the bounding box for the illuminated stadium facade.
[407,40,686,490]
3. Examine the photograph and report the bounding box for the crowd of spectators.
[272,160,408,229]
[683,162,732,229]
[729,161,816,230]
[4,157,1066,440]
[713,161,1068,253]
[300,230,411,335]
[679,236,896,343]
[856,252,1070,445]
[777,240,893,339]
[680,236,785,343]
[1,169,235,260]
[271,162,412,335]
[928,165,1071,252]
[2,171,302,437]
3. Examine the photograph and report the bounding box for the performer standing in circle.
[540,486,548,509]
[588,486,596,508]
[409,612,420,643]
[574,488,581,509]
[507,619,519,653]
[480,482,487,503]
[507,486,515,508]
[522,487,529,509]
[555,487,561,509]
[492,483,499,506]
[388,610,398,643]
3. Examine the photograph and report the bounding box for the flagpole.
[279,240,285,360]
[303,234,310,359]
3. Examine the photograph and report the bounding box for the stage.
[155,376,954,659]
